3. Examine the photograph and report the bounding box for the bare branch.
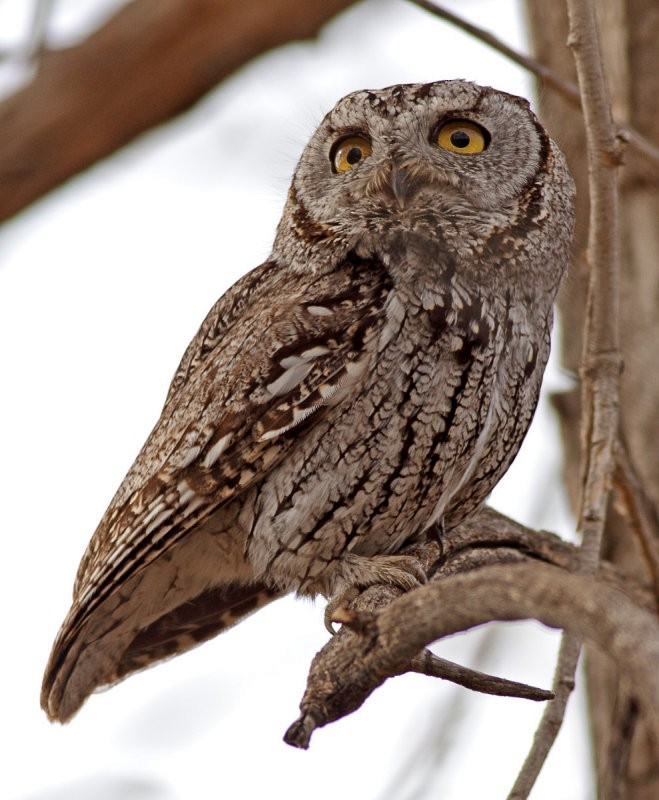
[284,562,659,749]
[408,649,554,702]
[510,4,624,796]
[507,631,581,799]
[408,0,580,103]
[0,0,355,223]
[406,0,659,168]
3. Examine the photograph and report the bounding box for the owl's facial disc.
[279,80,560,268]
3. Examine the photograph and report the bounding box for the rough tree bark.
[525,1,659,797]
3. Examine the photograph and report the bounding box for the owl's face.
[275,80,572,278]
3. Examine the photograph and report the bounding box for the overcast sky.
[0,2,591,798]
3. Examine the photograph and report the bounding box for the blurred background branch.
[0,0,355,223]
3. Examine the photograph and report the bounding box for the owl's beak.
[388,161,422,210]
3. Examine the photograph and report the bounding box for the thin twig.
[406,0,659,168]
[508,2,623,796]
[507,632,581,799]
[613,437,659,602]
[407,649,554,702]
[570,0,621,571]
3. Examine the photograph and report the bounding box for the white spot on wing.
[266,362,313,396]
[307,305,334,317]
[280,346,330,369]
[178,445,201,468]
[202,433,233,468]
[144,507,175,536]
[177,479,196,506]
[141,501,167,528]
[301,345,330,359]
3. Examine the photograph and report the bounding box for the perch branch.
[285,508,654,748]
[407,0,659,168]
[284,562,659,749]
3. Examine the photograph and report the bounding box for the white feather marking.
[258,427,282,442]
[202,433,232,468]
[181,495,204,518]
[452,292,465,311]
[307,305,334,317]
[345,357,369,380]
[319,382,339,400]
[266,362,313,397]
[293,404,322,424]
[144,507,175,536]
[280,345,330,369]
[421,288,445,311]
[178,445,201,468]
[301,345,330,359]
[177,479,197,506]
[141,501,167,528]
[280,354,306,369]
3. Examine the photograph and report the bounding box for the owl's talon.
[324,587,360,634]
[324,554,427,634]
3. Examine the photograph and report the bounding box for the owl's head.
[273,80,574,285]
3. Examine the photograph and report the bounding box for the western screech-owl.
[42,80,575,722]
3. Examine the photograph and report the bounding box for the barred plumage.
[42,80,574,722]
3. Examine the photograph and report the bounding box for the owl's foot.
[324,553,427,634]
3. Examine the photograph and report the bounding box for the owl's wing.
[75,254,389,603]
[42,253,391,719]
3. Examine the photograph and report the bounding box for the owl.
[41,80,574,722]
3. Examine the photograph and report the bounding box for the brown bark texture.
[0,0,354,223]
[525,1,659,797]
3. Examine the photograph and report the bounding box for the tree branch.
[507,631,582,800]
[509,4,624,796]
[0,0,355,223]
[284,561,659,749]
[408,649,554,702]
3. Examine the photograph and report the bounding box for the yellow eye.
[436,120,489,154]
[331,135,372,173]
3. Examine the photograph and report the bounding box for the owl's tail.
[41,579,281,723]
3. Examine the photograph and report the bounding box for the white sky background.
[0,1,593,798]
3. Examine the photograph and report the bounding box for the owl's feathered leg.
[323,553,426,634]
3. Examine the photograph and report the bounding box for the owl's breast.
[243,282,549,596]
